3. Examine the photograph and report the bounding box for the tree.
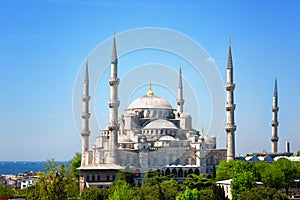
[0,184,16,197]
[274,158,300,195]
[184,174,214,190]
[135,173,178,200]
[25,158,79,200]
[117,168,135,186]
[238,187,289,200]
[80,187,108,200]
[142,171,169,186]
[70,152,81,179]
[231,171,256,200]
[199,185,227,200]
[109,180,135,200]
[161,179,179,200]
[216,160,257,181]
[176,188,201,200]
[297,150,300,156]
[259,163,285,190]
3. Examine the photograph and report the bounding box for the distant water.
[0,161,67,175]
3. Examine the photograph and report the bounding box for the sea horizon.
[0,161,68,175]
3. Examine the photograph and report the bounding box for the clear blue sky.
[0,0,299,161]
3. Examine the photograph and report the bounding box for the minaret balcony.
[272,106,279,112]
[271,120,279,127]
[271,136,279,142]
[109,77,120,86]
[81,130,90,136]
[108,100,120,108]
[82,95,91,102]
[225,123,236,132]
[176,99,185,106]
[225,103,236,111]
[81,112,90,119]
[108,121,119,130]
[225,82,235,91]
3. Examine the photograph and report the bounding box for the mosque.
[78,34,237,190]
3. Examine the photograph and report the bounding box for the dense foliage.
[216,158,300,199]
[238,187,289,200]
[1,154,298,200]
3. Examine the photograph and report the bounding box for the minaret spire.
[271,78,279,153]
[225,39,237,161]
[81,58,91,164]
[108,32,120,163]
[84,58,89,84]
[176,65,185,114]
[111,31,118,65]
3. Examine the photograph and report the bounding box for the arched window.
[165,168,170,176]
[178,169,183,177]
[194,168,200,175]
[97,175,101,181]
[86,175,90,181]
[172,168,177,177]
[184,170,188,177]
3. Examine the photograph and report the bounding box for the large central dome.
[128,82,174,110]
[128,95,173,110]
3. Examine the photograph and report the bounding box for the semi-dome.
[119,135,133,143]
[128,95,173,110]
[144,119,178,130]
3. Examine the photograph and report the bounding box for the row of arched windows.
[160,168,200,178]
[85,173,116,182]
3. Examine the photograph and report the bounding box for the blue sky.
[0,0,299,161]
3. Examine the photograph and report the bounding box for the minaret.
[108,33,120,163]
[81,58,91,162]
[271,78,279,153]
[176,65,185,114]
[225,39,237,161]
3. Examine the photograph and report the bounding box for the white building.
[20,178,33,189]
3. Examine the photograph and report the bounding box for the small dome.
[159,135,176,141]
[144,119,178,130]
[128,95,173,110]
[180,111,191,118]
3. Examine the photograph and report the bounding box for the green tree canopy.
[109,180,135,200]
[184,174,213,190]
[231,171,256,200]
[25,158,79,200]
[116,168,135,186]
[70,152,81,179]
[176,188,201,200]
[80,187,108,200]
[216,160,257,181]
[274,158,300,194]
[0,184,16,197]
[238,187,289,200]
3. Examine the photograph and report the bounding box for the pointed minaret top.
[84,58,89,84]
[178,64,183,88]
[147,81,154,96]
[227,38,233,69]
[274,78,278,97]
[111,32,118,64]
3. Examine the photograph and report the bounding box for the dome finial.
[147,81,154,96]
[201,125,205,137]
